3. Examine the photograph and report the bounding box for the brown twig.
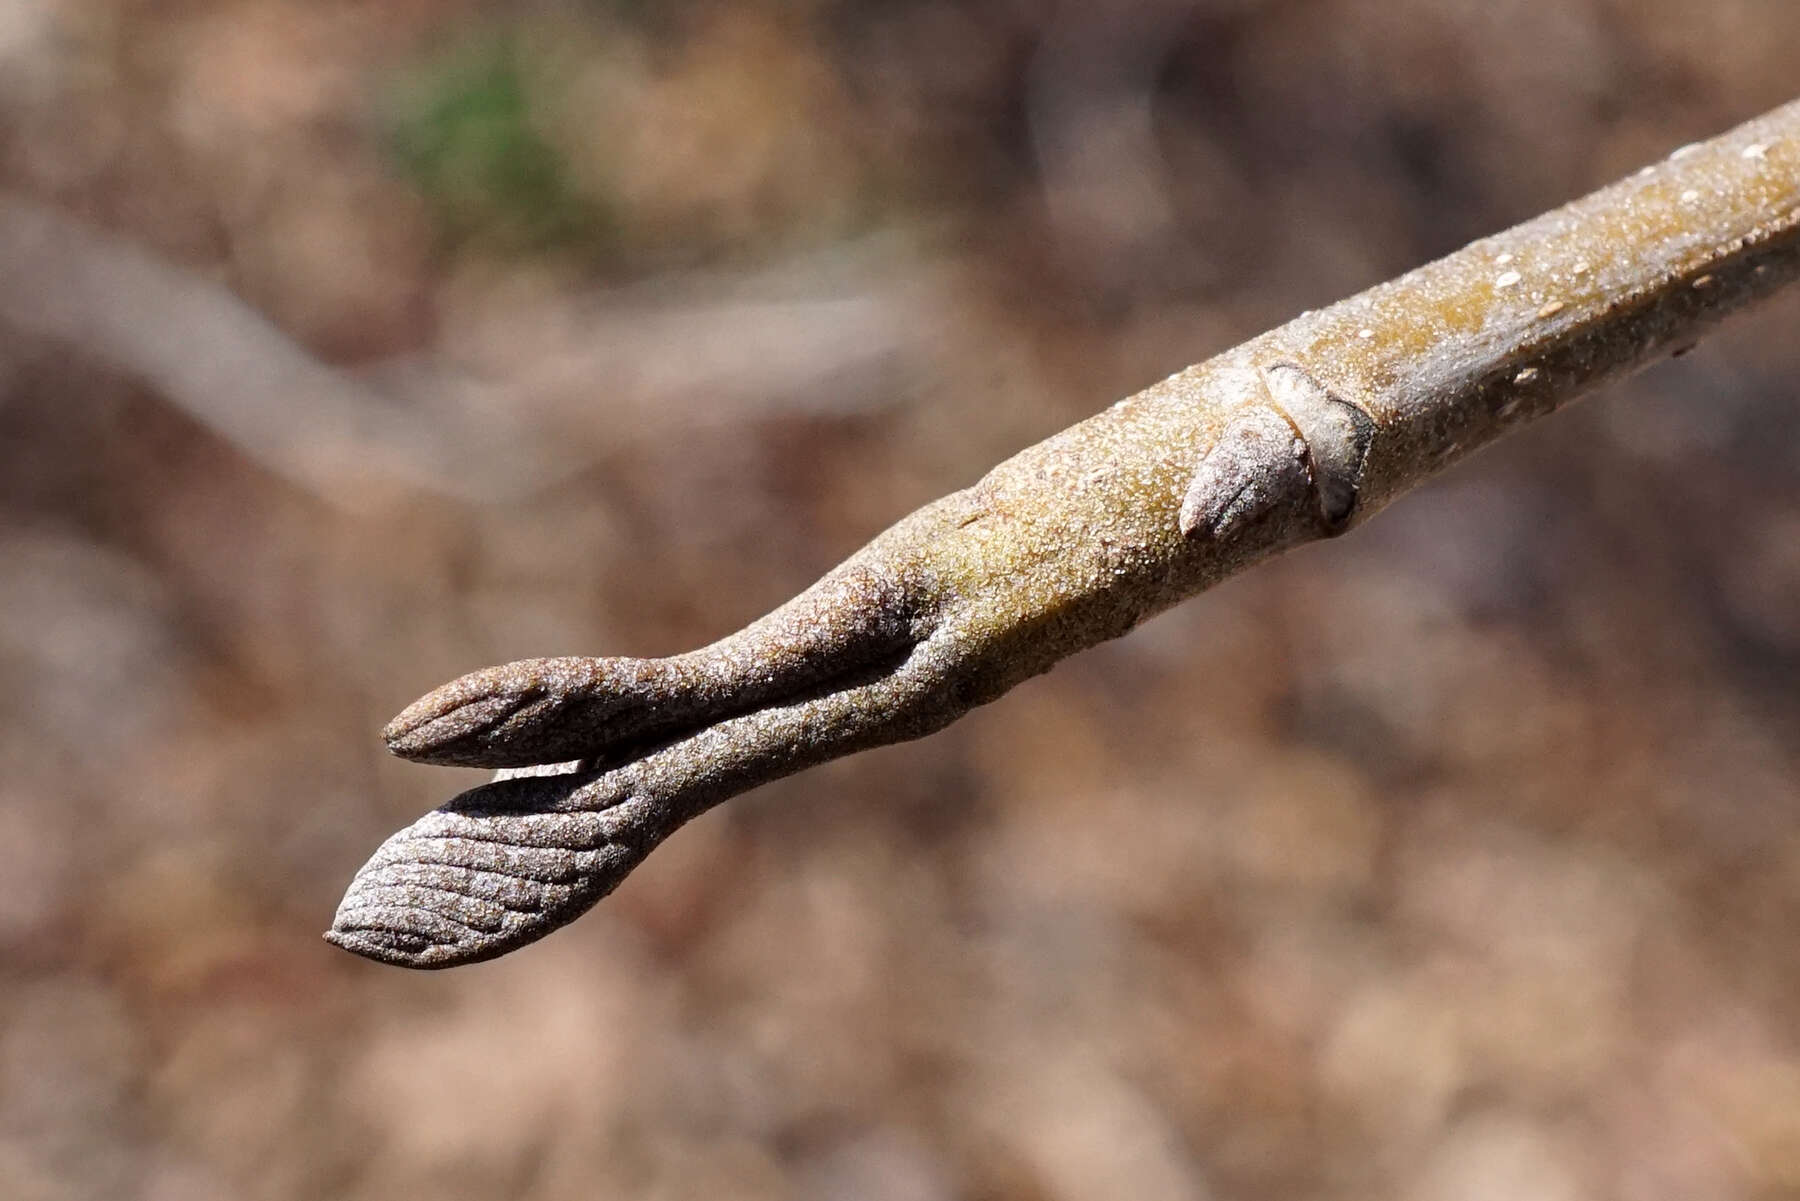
[332,99,1800,968]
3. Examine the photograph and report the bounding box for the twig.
[0,199,932,507]
[0,195,524,507]
[332,99,1800,968]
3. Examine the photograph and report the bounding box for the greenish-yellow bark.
[333,99,1800,969]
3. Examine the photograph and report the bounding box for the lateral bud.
[1179,364,1374,542]
[1179,404,1311,540]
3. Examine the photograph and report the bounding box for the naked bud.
[1179,404,1311,540]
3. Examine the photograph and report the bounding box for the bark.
[332,99,1800,968]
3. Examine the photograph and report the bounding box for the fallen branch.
[0,199,936,508]
[0,195,554,508]
[332,99,1800,968]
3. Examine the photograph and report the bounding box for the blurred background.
[3,2,1799,1198]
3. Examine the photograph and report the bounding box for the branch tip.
[336,98,1800,969]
